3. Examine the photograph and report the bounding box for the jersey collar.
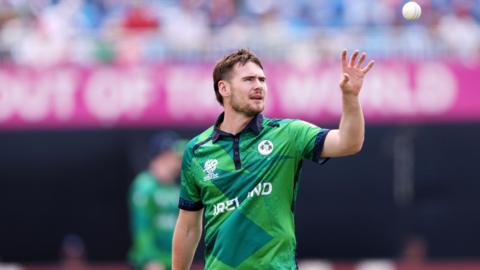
[211,112,264,143]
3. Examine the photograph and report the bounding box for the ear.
[218,80,231,98]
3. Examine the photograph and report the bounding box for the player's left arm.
[321,49,374,158]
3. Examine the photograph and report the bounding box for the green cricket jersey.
[129,171,179,269]
[179,113,330,270]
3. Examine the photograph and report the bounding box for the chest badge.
[258,140,274,155]
[203,159,219,181]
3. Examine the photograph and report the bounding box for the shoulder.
[131,172,156,194]
[182,126,215,162]
[264,118,323,139]
[261,116,292,128]
[282,118,319,129]
[262,117,309,130]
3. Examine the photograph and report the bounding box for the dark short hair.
[212,49,264,105]
[148,131,184,160]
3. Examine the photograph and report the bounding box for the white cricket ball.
[402,1,422,20]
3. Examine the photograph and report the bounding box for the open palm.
[339,49,375,96]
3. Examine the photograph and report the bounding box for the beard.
[230,92,264,117]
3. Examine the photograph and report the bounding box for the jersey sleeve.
[178,145,204,211]
[287,119,330,164]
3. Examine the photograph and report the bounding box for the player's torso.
[139,180,179,254]
[192,122,301,269]
[151,184,179,231]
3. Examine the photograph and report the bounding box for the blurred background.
[0,0,480,269]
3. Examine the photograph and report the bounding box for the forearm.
[172,221,201,270]
[322,49,372,158]
[338,94,364,153]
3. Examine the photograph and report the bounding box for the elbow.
[353,136,365,154]
[344,140,363,156]
[331,133,365,157]
[354,138,364,153]
[352,142,363,154]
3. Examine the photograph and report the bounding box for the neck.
[219,107,255,135]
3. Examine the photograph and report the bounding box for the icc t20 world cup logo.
[203,159,219,181]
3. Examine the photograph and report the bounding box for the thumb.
[340,73,349,87]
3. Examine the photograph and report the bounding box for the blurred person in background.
[172,48,374,269]
[400,235,428,268]
[128,132,185,270]
[59,234,87,270]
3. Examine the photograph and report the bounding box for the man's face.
[150,151,182,183]
[224,61,267,116]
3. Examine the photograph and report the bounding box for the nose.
[253,78,264,91]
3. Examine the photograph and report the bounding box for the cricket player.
[172,49,374,269]
[129,132,185,270]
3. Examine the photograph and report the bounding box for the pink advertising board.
[0,60,479,130]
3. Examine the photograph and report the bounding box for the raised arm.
[321,49,374,158]
[172,209,203,270]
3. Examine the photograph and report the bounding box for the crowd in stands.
[0,0,479,64]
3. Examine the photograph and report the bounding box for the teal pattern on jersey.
[179,113,329,269]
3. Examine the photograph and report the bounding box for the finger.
[341,49,347,69]
[361,60,375,74]
[355,52,366,68]
[348,50,359,67]
[339,73,349,87]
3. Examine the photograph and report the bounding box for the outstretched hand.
[339,49,375,96]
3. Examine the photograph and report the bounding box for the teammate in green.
[129,132,185,270]
[172,49,375,269]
